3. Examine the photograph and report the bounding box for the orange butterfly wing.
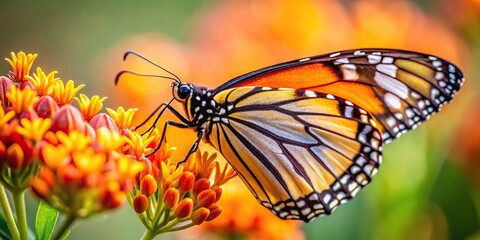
[215,49,464,143]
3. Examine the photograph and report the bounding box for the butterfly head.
[172,82,193,103]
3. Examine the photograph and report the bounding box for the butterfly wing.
[208,86,382,221]
[214,49,464,143]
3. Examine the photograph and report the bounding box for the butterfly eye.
[177,85,191,99]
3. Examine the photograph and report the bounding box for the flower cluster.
[0,52,143,215]
[126,126,237,238]
[0,52,149,239]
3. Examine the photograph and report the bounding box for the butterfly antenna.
[115,70,179,85]
[123,50,182,82]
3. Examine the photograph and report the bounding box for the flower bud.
[58,164,79,185]
[38,167,55,187]
[133,193,149,213]
[163,187,180,208]
[30,177,52,200]
[0,76,14,109]
[178,171,195,193]
[191,207,210,225]
[19,80,34,90]
[206,204,222,221]
[193,178,210,197]
[83,122,96,139]
[34,95,59,118]
[197,189,216,208]
[6,143,24,170]
[103,190,125,209]
[211,186,222,203]
[174,198,193,219]
[49,105,85,133]
[17,109,39,121]
[90,113,119,132]
[140,174,157,197]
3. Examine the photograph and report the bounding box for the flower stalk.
[0,185,19,240]
[12,190,27,240]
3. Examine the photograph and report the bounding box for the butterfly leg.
[176,130,204,167]
[146,120,190,157]
[144,104,192,156]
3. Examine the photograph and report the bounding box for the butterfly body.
[120,48,464,222]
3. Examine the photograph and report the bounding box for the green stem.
[141,229,157,240]
[52,214,76,240]
[12,191,27,240]
[0,185,20,240]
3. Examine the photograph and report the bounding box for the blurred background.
[1,0,479,239]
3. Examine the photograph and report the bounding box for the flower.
[5,52,37,82]
[75,94,108,121]
[52,80,85,106]
[25,68,59,96]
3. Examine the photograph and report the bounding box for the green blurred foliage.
[1,0,479,239]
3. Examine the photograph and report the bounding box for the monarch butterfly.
[116,49,464,222]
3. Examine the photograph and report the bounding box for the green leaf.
[35,201,59,240]
[0,212,13,240]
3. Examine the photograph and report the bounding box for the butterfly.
[116,48,464,222]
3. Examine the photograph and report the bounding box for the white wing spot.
[336,58,349,64]
[374,72,409,99]
[386,116,396,127]
[376,64,398,78]
[305,90,317,97]
[384,92,402,109]
[382,57,394,64]
[341,64,359,80]
[299,57,311,62]
[329,52,341,57]
[354,50,365,56]
[432,60,442,67]
[435,72,444,80]
[367,54,382,64]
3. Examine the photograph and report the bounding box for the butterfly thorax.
[172,83,220,134]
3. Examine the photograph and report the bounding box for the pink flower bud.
[0,76,14,109]
[34,96,59,118]
[49,105,85,133]
[89,113,119,132]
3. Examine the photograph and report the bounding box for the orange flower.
[52,80,85,105]
[75,94,107,121]
[25,67,59,96]
[5,51,37,82]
